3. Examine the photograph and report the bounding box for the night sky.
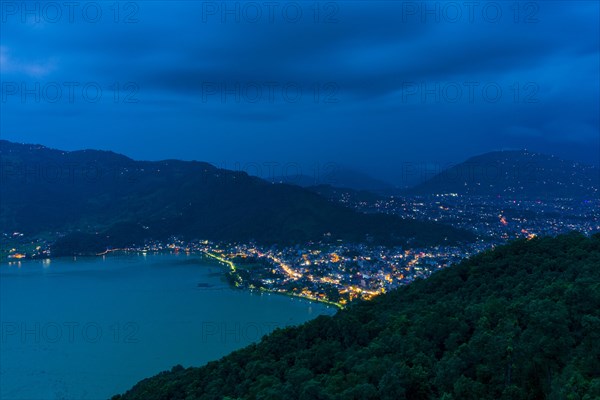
[1,1,598,185]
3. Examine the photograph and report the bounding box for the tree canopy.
[114,233,600,400]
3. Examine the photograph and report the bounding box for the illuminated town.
[3,193,598,307]
[329,193,600,240]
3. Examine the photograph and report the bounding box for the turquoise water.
[0,254,336,400]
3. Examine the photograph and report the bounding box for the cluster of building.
[336,194,600,241]
[2,193,598,307]
[194,240,490,307]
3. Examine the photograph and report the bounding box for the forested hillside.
[0,140,473,254]
[114,233,600,400]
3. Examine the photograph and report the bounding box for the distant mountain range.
[0,141,473,255]
[408,150,599,199]
[271,167,394,194]
[306,184,384,203]
[274,151,599,200]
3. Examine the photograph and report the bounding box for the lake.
[0,253,337,400]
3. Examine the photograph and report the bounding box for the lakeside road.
[201,250,237,272]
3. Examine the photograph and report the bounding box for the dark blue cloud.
[1,1,598,185]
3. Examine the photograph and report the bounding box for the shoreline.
[199,250,345,309]
[2,249,344,310]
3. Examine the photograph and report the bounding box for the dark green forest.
[113,233,600,400]
[0,140,473,254]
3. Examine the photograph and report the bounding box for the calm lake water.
[0,253,336,400]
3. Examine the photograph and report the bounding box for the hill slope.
[409,150,599,198]
[114,233,600,400]
[0,141,473,254]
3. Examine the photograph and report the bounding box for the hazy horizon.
[2,137,598,190]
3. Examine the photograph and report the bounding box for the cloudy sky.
[1,1,598,185]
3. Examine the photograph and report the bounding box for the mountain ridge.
[407,150,599,198]
[0,140,474,254]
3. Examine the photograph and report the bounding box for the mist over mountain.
[271,167,395,194]
[0,140,473,254]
